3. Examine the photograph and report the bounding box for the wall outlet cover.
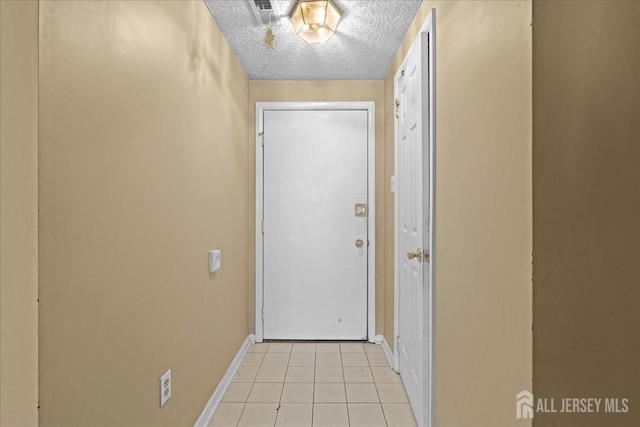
[160,369,171,407]
[209,250,221,273]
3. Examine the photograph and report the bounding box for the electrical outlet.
[160,369,171,407]
[209,250,221,273]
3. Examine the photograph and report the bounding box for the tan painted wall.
[38,1,250,426]
[0,1,39,426]
[248,81,386,335]
[532,1,640,426]
[384,2,533,426]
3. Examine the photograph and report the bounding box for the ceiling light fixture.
[290,0,341,44]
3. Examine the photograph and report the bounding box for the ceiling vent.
[248,0,280,26]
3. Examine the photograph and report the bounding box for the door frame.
[255,102,376,343]
[393,9,436,427]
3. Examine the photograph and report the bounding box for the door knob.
[407,248,422,261]
[355,239,364,248]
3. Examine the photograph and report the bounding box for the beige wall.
[384,2,533,426]
[0,1,39,426]
[532,1,640,426]
[38,1,250,426]
[248,81,386,335]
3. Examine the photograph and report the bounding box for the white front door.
[262,109,369,340]
[395,32,430,424]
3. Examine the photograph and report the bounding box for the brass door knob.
[407,248,422,261]
[355,239,364,248]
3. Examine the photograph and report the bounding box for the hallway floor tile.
[208,341,417,427]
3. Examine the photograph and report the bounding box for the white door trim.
[255,102,376,343]
[393,9,436,427]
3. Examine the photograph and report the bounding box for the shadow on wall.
[183,1,250,172]
[188,2,220,87]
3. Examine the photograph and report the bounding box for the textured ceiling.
[203,0,422,80]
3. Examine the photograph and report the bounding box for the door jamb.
[393,9,436,427]
[255,102,376,343]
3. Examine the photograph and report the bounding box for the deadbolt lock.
[355,203,368,217]
[355,239,364,248]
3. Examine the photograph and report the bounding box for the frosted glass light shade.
[290,0,341,44]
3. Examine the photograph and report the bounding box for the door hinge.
[395,336,400,350]
[261,307,264,321]
[394,99,400,119]
[390,175,396,193]
[261,219,264,234]
[259,132,264,147]
[423,249,430,262]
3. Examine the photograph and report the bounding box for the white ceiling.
[204,0,422,80]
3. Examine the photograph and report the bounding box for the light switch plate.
[209,250,221,273]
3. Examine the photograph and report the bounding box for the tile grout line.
[373,373,389,427]
[273,345,293,426]
[339,345,351,426]
[233,342,265,427]
[234,402,247,427]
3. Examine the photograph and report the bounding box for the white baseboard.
[375,334,396,371]
[194,334,255,427]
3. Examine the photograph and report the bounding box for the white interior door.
[262,109,369,340]
[396,32,430,424]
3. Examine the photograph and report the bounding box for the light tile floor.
[209,342,417,427]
